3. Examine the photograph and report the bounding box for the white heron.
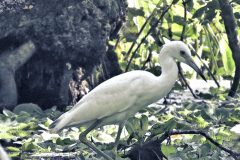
[49,41,206,160]
[0,144,11,160]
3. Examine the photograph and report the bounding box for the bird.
[0,144,11,160]
[49,41,206,160]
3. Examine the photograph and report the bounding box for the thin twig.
[157,130,240,159]
[177,0,188,89]
[180,0,188,41]
[141,50,152,70]
[178,0,198,98]
[114,36,120,50]
[189,45,220,88]
[125,3,173,72]
[125,0,163,59]
[178,63,198,98]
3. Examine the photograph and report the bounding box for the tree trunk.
[218,0,240,97]
[0,0,126,110]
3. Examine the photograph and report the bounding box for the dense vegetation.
[0,0,240,159]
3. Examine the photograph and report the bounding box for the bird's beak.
[186,58,207,81]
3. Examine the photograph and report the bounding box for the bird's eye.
[180,50,186,56]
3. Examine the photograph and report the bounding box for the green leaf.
[128,7,145,17]
[161,144,176,156]
[151,118,177,135]
[234,12,240,19]
[176,120,192,130]
[207,0,220,9]
[192,6,206,19]
[200,110,213,121]
[186,0,194,11]
[7,146,20,152]
[198,143,211,157]
[173,16,185,25]
[126,117,141,135]
[172,0,179,5]
[140,115,148,131]
[215,108,230,119]
[193,116,209,128]
[56,138,74,146]
[178,109,192,116]
[219,37,235,75]
[234,0,240,5]
[22,142,38,151]
[204,8,217,22]
[0,132,14,140]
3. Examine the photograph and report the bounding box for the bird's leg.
[79,120,113,160]
[113,121,125,149]
[79,120,100,138]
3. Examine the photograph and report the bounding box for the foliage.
[0,93,239,159]
[1,0,240,159]
[113,0,239,80]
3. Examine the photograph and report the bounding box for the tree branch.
[141,50,152,70]
[125,3,173,72]
[178,63,198,98]
[178,0,199,98]
[188,45,220,88]
[0,40,36,72]
[180,0,188,41]
[218,0,240,97]
[124,0,163,60]
[157,130,240,159]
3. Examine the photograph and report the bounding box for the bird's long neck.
[158,55,178,94]
[160,56,178,77]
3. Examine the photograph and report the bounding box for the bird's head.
[160,41,206,81]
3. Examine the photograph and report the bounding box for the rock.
[0,0,126,109]
[13,103,43,115]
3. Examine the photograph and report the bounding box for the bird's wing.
[67,72,147,125]
[49,71,159,132]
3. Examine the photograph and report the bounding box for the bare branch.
[125,3,173,72]
[157,130,240,159]
[124,0,163,60]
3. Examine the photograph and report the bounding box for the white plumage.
[0,144,10,160]
[51,70,177,131]
[50,41,206,132]
[49,41,206,159]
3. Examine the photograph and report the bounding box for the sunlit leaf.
[219,37,235,75]
[7,146,20,152]
[140,115,148,131]
[193,116,209,128]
